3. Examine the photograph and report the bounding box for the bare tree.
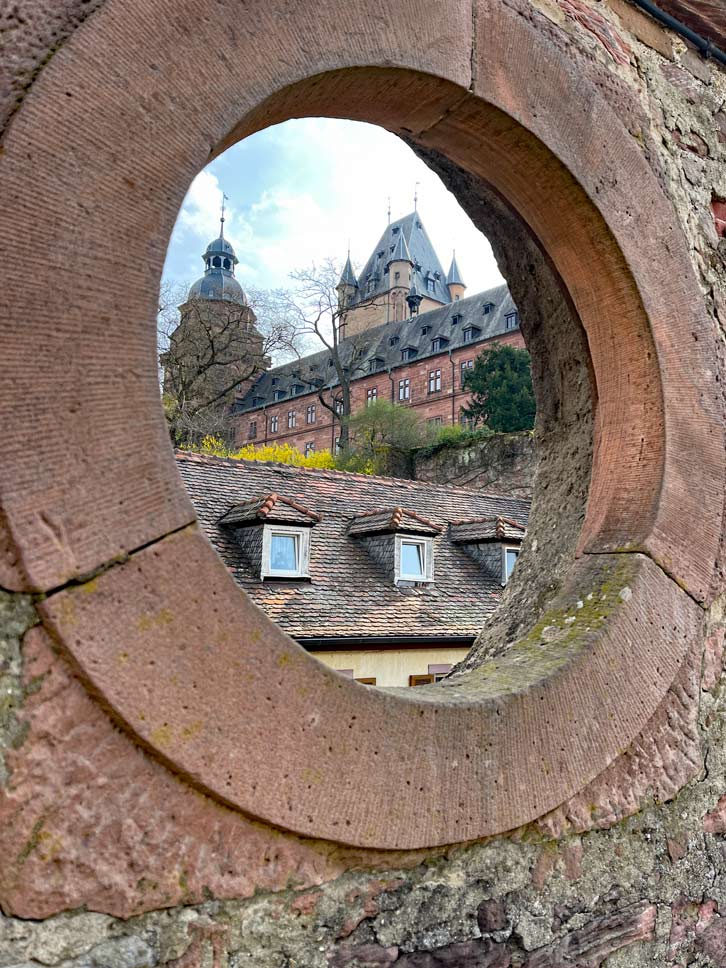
[158,280,304,447]
[286,259,388,450]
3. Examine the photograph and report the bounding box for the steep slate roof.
[351,212,450,307]
[176,452,530,641]
[235,283,516,414]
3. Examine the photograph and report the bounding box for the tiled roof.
[450,516,526,543]
[347,507,443,537]
[218,493,321,527]
[177,452,530,641]
[234,283,517,414]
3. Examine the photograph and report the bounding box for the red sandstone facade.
[234,330,525,451]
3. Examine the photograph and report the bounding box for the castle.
[173,209,526,450]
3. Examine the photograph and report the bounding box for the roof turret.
[186,212,247,306]
[390,230,412,265]
[337,254,358,290]
[447,252,465,288]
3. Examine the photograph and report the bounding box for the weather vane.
[414,181,420,212]
[220,193,229,235]
[387,197,391,225]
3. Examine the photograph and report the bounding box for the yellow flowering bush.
[186,436,337,470]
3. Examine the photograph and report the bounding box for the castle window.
[459,408,475,429]
[334,399,344,415]
[398,378,410,401]
[248,421,257,440]
[304,442,315,456]
[212,256,222,268]
[262,525,310,579]
[427,416,443,426]
[291,384,304,396]
[505,311,519,330]
[274,390,286,401]
[428,369,442,394]
[483,302,495,315]
[421,325,430,336]
[431,337,448,352]
[394,271,400,282]
[366,387,378,406]
[426,277,435,293]
[306,404,316,424]
[395,535,433,584]
[287,410,296,429]
[367,279,375,294]
[369,357,383,373]
[451,314,461,326]
[389,335,399,347]
[401,346,417,361]
[460,359,473,387]
[503,546,520,584]
[223,258,231,270]
[463,326,481,343]
[270,415,279,433]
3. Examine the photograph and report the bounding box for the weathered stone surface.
[1,0,726,964]
[413,433,536,500]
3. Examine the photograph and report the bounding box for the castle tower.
[341,211,451,338]
[387,231,413,323]
[447,252,466,302]
[163,214,269,443]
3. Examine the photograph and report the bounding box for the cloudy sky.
[162,118,504,297]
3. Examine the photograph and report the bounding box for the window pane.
[505,548,519,580]
[401,542,423,577]
[270,534,298,572]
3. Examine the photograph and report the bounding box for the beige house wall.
[311,646,470,687]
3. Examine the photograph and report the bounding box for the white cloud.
[164,119,505,298]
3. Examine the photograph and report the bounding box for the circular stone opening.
[3,0,720,852]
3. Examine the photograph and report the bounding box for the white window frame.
[270,415,278,433]
[261,525,311,579]
[399,378,410,401]
[502,544,520,585]
[395,535,434,584]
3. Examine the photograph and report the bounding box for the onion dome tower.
[187,209,247,306]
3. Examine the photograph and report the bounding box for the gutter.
[298,634,476,651]
[627,0,726,65]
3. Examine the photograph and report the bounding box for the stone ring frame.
[1,0,724,850]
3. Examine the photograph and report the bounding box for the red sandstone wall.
[234,332,526,451]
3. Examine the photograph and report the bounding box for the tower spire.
[414,181,420,212]
[220,193,229,238]
[387,197,391,225]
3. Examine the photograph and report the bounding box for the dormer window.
[483,302,495,315]
[389,335,399,347]
[503,546,519,583]
[369,357,383,373]
[431,336,448,352]
[271,377,279,386]
[420,325,430,336]
[262,526,311,579]
[252,396,265,407]
[396,536,433,583]
[451,314,461,326]
[392,226,400,235]
[291,384,304,396]
[505,311,519,330]
[273,389,286,401]
[426,277,435,293]
[401,346,417,361]
[463,326,481,343]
